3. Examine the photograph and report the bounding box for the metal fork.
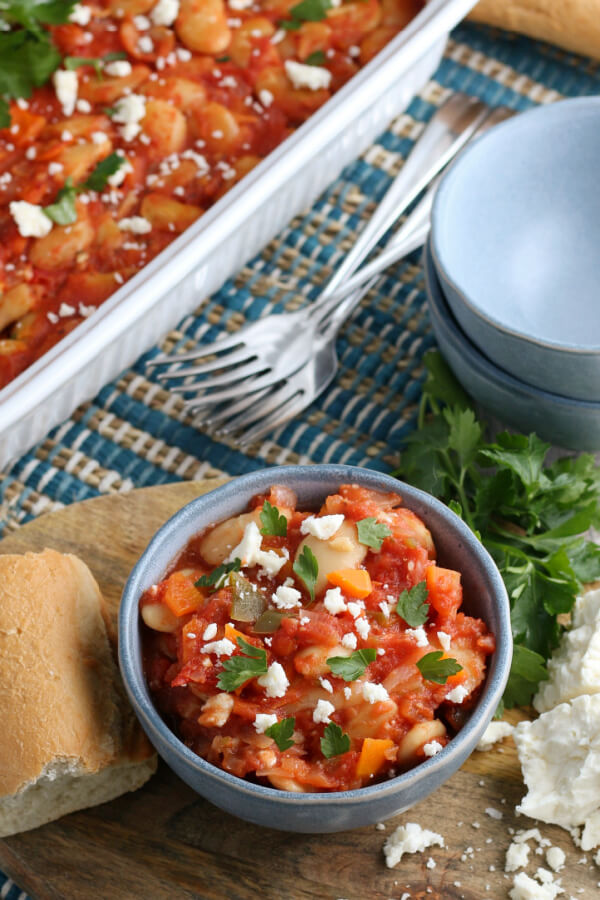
[146,93,490,406]
[208,105,514,444]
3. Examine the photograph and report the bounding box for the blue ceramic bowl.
[430,97,600,402]
[424,238,600,450]
[119,464,511,833]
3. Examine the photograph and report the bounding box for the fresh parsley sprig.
[396,350,600,708]
[279,0,332,30]
[320,721,350,758]
[64,51,127,78]
[195,557,241,590]
[356,517,392,551]
[396,582,429,628]
[293,545,318,602]
[416,650,462,685]
[43,154,126,225]
[327,648,376,681]
[260,500,287,537]
[265,717,295,751]
[217,636,268,692]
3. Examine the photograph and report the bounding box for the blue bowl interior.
[432,97,600,352]
[119,465,511,818]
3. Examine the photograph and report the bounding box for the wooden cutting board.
[0,480,595,900]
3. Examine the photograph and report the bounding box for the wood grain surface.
[0,480,596,900]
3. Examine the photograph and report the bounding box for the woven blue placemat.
[1,20,599,898]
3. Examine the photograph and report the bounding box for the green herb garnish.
[81,152,125,191]
[64,51,127,78]
[265,716,295,751]
[326,648,377,681]
[304,50,326,65]
[195,557,241,590]
[279,0,332,30]
[416,650,462,685]
[293,545,318,602]
[0,99,10,129]
[217,635,268,692]
[43,178,77,224]
[396,582,429,628]
[320,721,350,758]
[395,349,600,707]
[356,516,392,551]
[260,500,287,537]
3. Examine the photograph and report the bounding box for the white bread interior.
[0,549,156,837]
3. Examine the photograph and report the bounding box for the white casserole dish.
[0,0,476,471]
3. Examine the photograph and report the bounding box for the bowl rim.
[424,237,600,411]
[430,95,600,355]
[119,463,512,806]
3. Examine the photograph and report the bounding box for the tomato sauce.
[140,484,495,792]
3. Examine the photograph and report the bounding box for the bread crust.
[469,0,600,61]
[0,549,156,831]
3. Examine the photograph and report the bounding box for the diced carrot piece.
[163,571,204,617]
[224,623,245,644]
[327,568,372,599]
[356,738,395,777]
[425,565,462,617]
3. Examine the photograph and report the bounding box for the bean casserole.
[0,0,422,389]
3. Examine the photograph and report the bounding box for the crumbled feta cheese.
[379,600,391,618]
[76,98,92,113]
[104,60,132,77]
[362,682,389,704]
[319,677,333,694]
[341,633,357,650]
[138,35,154,53]
[300,514,344,540]
[272,584,302,609]
[515,694,600,847]
[25,146,37,160]
[506,839,531,873]
[355,617,370,640]
[9,201,52,238]
[203,638,236,656]
[108,159,133,187]
[181,148,209,175]
[61,129,73,142]
[133,13,151,29]
[91,131,108,144]
[150,0,180,26]
[69,3,92,26]
[254,713,277,733]
[229,0,253,8]
[383,822,444,868]
[176,47,192,61]
[47,312,59,324]
[258,661,289,698]
[343,686,352,699]
[426,857,436,869]
[112,94,146,142]
[534,588,600,713]
[118,216,152,234]
[227,521,287,576]
[446,684,469,704]
[324,587,346,615]
[48,162,63,175]
[271,28,285,43]
[508,871,563,900]
[258,88,273,107]
[485,807,503,820]
[545,846,565,872]
[437,631,451,651]
[202,623,217,641]
[52,69,78,116]
[78,302,96,317]
[347,601,364,619]
[423,740,443,758]
[476,720,514,752]
[313,699,335,723]
[284,59,332,91]
[407,626,428,647]
[59,303,75,317]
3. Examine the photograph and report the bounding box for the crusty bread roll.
[470,0,600,61]
[0,549,156,837]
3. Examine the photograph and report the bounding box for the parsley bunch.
[396,351,600,710]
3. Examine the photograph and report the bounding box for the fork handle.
[313,94,489,307]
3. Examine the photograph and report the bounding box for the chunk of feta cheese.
[534,588,600,713]
[202,623,217,640]
[437,630,451,651]
[313,699,335,723]
[362,682,389,704]
[52,69,78,116]
[341,632,357,650]
[300,514,344,540]
[324,586,346,615]
[505,840,531,872]
[515,693,600,844]
[118,216,152,234]
[545,846,565,872]
[227,521,287,576]
[258,88,273,107]
[383,822,444,868]
[151,0,180,26]
[423,740,443,757]
[69,3,92,25]
[112,94,146,142]
[108,158,133,187]
[476,720,514,752]
[446,684,469,704]
[272,584,302,610]
[104,60,133,77]
[319,677,333,694]
[203,638,236,657]
[229,0,254,8]
[254,713,277,733]
[406,626,428,647]
[258,661,289,698]
[9,201,52,238]
[346,601,364,619]
[355,616,370,640]
[508,871,563,900]
[284,60,332,91]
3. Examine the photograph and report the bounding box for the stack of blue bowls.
[426,97,600,451]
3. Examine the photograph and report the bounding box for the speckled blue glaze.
[431,97,600,402]
[119,465,511,833]
[424,239,600,451]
